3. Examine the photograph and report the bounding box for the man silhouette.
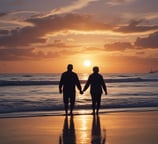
[83,66,107,115]
[59,64,83,115]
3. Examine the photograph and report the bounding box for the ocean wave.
[0,78,158,86]
[0,80,59,86]
[105,78,158,83]
[0,101,158,114]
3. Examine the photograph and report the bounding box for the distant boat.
[149,69,158,73]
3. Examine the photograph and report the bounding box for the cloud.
[0,26,46,47]
[0,12,7,17]
[43,39,81,49]
[114,20,158,33]
[136,51,145,55]
[0,13,113,47]
[135,31,158,48]
[42,0,97,17]
[0,11,157,62]
[84,46,104,52]
[104,42,133,51]
[0,39,83,61]
[0,10,38,29]
[106,0,135,6]
[0,48,36,60]
[46,40,68,48]
[104,31,158,51]
[1,12,157,48]
[10,10,40,16]
[0,19,34,28]
[0,47,64,61]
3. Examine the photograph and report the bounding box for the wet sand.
[0,111,158,144]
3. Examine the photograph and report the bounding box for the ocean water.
[0,73,158,118]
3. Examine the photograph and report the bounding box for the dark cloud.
[1,12,158,62]
[135,31,158,48]
[0,13,113,47]
[0,48,56,61]
[115,20,158,33]
[0,12,7,17]
[1,14,157,49]
[0,48,37,60]
[0,27,46,47]
[104,31,158,51]
[0,46,81,61]
[104,42,133,51]
[27,13,112,32]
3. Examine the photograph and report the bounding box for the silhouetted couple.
[59,64,107,115]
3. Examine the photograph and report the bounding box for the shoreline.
[0,106,158,119]
[0,111,158,144]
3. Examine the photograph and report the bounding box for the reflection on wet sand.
[91,115,106,144]
[59,115,106,144]
[59,116,76,144]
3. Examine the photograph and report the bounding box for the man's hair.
[67,64,73,71]
[93,66,99,73]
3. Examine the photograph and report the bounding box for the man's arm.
[59,74,64,93]
[75,74,83,94]
[101,76,107,95]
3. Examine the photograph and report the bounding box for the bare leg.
[70,102,74,115]
[92,101,96,115]
[96,96,101,115]
[70,96,75,115]
[64,103,68,115]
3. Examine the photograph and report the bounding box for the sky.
[0,0,158,73]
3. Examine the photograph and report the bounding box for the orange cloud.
[1,13,158,48]
[104,42,133,51]
[0,12,158,64]
[0,13,113,47]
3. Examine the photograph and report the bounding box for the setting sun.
[84,60,91,67]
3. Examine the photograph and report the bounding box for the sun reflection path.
[59,115,106,144]
[76,115,106,144]
[77,115,91,144]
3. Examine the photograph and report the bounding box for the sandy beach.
[0,111,158,144]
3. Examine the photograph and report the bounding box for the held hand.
[80,90,83,95]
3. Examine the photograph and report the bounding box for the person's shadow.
[91,115,106,144]
[59,116,76,144]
